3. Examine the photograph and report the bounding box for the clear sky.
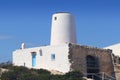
[0,0,120,62]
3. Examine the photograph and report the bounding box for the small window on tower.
[54,17,57,20]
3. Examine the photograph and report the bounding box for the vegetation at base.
[0,62,84,80]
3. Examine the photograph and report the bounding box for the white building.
[50,12,77,45]
[13,12,115,79]
[13,12,76,73]
[104,43,120,57]
[13,44,71,73]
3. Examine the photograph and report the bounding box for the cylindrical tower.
[50,12,77,45]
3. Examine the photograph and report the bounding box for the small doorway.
[86,55,99,79]
[31,52,37,67]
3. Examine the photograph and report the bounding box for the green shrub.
[1,65,84,80]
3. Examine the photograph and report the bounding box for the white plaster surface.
[50,13,77,45]
[104,43,120,57]
[13,44,71,73]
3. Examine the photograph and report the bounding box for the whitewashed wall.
[104,43,120,57]
[13,44,71,73]
[50,13,77,45]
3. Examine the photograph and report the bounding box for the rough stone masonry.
[68,43,115,78]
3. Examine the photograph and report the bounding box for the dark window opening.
[119,58,120,64]
[40,49,43,56]
[51,54,55,61]
[54,17,57,20]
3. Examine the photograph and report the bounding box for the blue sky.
[0,0,120,62]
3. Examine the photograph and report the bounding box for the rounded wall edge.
[50,12,77,46]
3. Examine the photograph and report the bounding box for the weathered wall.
[114,64,120,80]
[68,43,115,78]
[115,72,120,80]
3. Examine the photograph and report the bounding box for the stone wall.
[68,43,115,78]
[114,64,120,80]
